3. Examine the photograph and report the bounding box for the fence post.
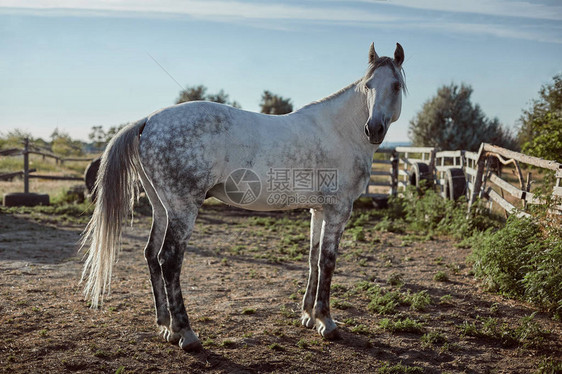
[429,149,436,181]
[23,138,30,194]
[468,145,486,214]
[390,149,398,196]
[523,172,532,210]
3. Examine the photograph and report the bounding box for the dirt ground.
[0,203,560,374]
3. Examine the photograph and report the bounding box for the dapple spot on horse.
[81,43,406,351]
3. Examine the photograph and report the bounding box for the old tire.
[408,162,432,189]
[444,168,466,200]
[3,192,50,207]
[84,157,101,200]
[371,194,389,209]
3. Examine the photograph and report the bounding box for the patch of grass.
[439,294,453,305]
[459,313,549,348]
[421,331,447,348]
[279,305,296,318]
[230,245,245,254]
[377,361,424,373]
[93,349,110,358]
[348,226,366,241]
[350,324,370,335]
[220,339,236,348]
[433,271,449,282]
[268,343,284,351]
[379,318,424,334]
[241,308,256,315]
[330,283,348,294]
[374,217,405,234]
[403,290,431,311]
[387,273,404,287]
[535,356,562,374]
[365,284,432,315]
[368,290,401,315]
[296,339,309,349]
[331,298,353,310]
[202,337,216,347]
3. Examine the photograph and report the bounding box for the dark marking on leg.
[313,204,352,340]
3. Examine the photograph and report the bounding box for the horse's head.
[362,43,406,145]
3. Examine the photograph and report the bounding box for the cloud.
[376,0,562,21]
[0,0,402,23]
[411,21,562,44]
[1,0,560,44]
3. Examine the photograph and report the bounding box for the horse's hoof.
[301,312,315,329]
[321,326,340,340]
[179,329,201,352]
[167,331,181,344]
[180,339,203,352]
[316,318,340,340]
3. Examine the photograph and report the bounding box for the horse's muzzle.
[364,119,386,145]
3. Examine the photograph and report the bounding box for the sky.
[0,0,561,144]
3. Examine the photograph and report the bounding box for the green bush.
[469,215,562,318]
[387,187,501,239]
[380,185,560,319]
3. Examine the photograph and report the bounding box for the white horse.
[81,43,406,351]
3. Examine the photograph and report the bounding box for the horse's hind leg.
[302,208,324,328]
[158,200,202,351]
[138,170,170,334]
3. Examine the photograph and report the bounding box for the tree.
[409,83,517,151]
[88,123,127,150]
[89,125,106,149]
[175,85,240,108]
[50,127,83,156]
[176,85,207,104]
[259,91,293,115]
[518,75,562,162]
[0,129,33,150]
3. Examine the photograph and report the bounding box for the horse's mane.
[298,56,407,112]
[298,81,358,111]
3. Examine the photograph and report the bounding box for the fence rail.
[363,143,561,217]
[0,139,95,193]
[2,139,560,216]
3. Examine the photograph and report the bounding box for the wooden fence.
[0,139,95,193]
[2,139,561,216]
[363,143,562,217]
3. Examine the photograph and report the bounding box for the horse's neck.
[298,82,370,147]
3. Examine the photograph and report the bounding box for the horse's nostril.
[364,124,370,137]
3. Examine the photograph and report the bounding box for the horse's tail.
[80,118,146,308]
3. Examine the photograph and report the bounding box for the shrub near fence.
[365,143,561,319]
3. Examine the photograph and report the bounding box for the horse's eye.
[393,82,401,92]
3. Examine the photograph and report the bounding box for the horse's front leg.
[314,204,352,339]
[302,208,324,328]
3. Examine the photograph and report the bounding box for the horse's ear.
[369,42,379,65]
[394,43,404,66]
